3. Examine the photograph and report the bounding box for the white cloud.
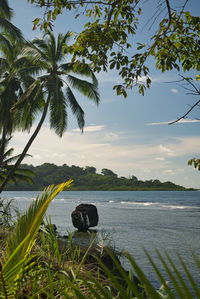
[170,88,179,94]
[12,129,200,167]
[169,137,200,156]
[148,119,200,126]
[10,127,200,188]
[150,74,178,83]
[96,71,121,84]
[103,132,119,141]
[159,144,175,157]
[34,154,42,160]
[155,157,165,161]
[73,125,104,132]
[163,169,175,174]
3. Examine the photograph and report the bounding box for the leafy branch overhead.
[28,0,200,96]
[188,158,200,171]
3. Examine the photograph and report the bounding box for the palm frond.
[13,79,42,109]
[47,75,67,136]
[179,253,200,297]
[14,56,42,77]
[0,0,13,19]
[125,250,161,298]
[5,181,73,260]
[60,62,98,86]
[56,31,71,62]
[30,38,49,62]
[67,75,100,105]
[66,87,85,131]
[47,31,57,64]
[0,33,13,56]
[4,172,34,184]
[0,181,72,298]
[0,17,23,42]
[0,57,9,72]
[164,250,194,298]
[23,42,50,70]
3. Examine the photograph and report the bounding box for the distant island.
[5,163,195,191]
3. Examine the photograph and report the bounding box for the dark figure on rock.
[71,204,99,232]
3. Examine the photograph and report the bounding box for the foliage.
[0,180,72,298]
[19,30,100,136]
[188,158,200,171]
[0,30,100,193]
[101,168,118,177]
[0,0,22,44]
[0,137,35,187]
[27,1,200,96]
[0,198,18,226]
[5,162,189,191]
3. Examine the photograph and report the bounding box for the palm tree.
[0,31,100,193]
[0,0,25,161]
[0,37,43,167]
[0,137,35,186]
[0,0,39,171]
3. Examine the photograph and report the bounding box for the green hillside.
[5,163,193,191]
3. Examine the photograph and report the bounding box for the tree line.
[5,163,192,191]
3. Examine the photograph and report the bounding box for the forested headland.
[5,163,193,191]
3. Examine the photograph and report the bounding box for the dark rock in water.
[71,204,99,232]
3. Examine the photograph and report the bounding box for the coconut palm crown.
[19,30,100,136]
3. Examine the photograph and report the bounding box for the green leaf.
[196,75,200,81]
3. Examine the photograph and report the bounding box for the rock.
[71,204,99,232]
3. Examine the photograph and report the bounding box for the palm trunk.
[0,98,50,193]
[0,127,7,167]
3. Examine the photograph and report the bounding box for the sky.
[8,0,200,188]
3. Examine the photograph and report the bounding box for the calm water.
[2,190,200,289]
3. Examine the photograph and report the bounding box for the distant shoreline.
[4,187,197,192]
[5,163,195,191]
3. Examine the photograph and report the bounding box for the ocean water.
[2,190,200,289]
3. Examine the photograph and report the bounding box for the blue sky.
[9,0,200,188]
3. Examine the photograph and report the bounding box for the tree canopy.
[6,163,190,191]
[27,0,200,171]
[28,1,200,96]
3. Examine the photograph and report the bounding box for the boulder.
[71,204,99,232]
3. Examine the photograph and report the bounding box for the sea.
[2,190,200,290]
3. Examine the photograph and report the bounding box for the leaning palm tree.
[0,31,100,193]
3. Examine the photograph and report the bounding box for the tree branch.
[168,98,200,125]
[165,0,172,29]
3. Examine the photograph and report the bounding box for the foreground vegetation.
[0,181,200,298]
[4,163,192,191]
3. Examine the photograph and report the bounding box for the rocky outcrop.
[71,204,99,232]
